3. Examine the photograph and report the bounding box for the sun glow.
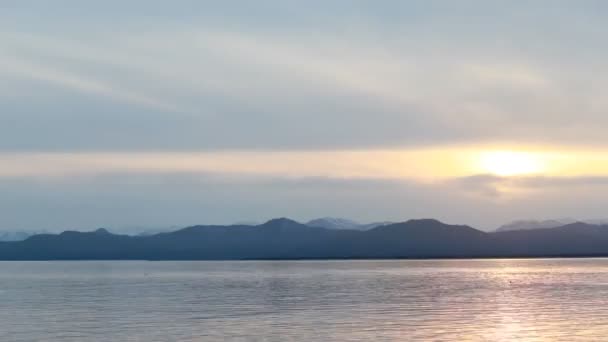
[478,151,545,176]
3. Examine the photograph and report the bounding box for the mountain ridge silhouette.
[1,218,608,260]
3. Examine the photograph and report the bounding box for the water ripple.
[1,259,608,341]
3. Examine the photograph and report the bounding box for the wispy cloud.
[0,52,183,113]
[450,174,608,198]
[2,13,608,151]
[0,149,468,180]
[2,1,608,230]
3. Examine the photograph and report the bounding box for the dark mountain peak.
[57,228,113,236]
[258,218,317,234]
[371,219,484,237]
[94,228,111,235]
[373,219,446,231]
[405,219,481,232]
[262,218,301,227]
[405,218,445,226]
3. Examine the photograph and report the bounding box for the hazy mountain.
[496,219,576,232]
[0,227,177,241]
[0,231,35,242]
[3,218,608,260]
[496,218,608,232]
[0,231,51,242]
[492,222,608,256]
[306,217,392,230]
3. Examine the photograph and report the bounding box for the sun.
[478,151,544,176]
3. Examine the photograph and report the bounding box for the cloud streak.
[2,1,608,230]
[450,174,608,198]
[2,1,608,151]
[0,48,183,113]
[3,170,608,231]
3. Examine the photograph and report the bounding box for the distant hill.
[0,231,49,242]
[496,218,608,232]
[496,219,575,232]
[306,217,392,230]
[491,222,608,256]
[3,218,608,260]
[0,227,178,241]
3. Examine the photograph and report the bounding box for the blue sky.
[2,1,608,230]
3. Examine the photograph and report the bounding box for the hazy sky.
[2,1,608,231]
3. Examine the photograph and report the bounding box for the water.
[1,259,608,341]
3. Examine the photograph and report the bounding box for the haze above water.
[1,259,607,341]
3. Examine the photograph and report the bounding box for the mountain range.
[305,217,392,230]
[0,227,178,242]
[496,218,608,232]
[2,218,608,260]
[0,218,388,242]
[495,219,577,232]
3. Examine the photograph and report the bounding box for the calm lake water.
[1,259,608,341]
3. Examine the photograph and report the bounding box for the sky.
[2,0,608,231]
